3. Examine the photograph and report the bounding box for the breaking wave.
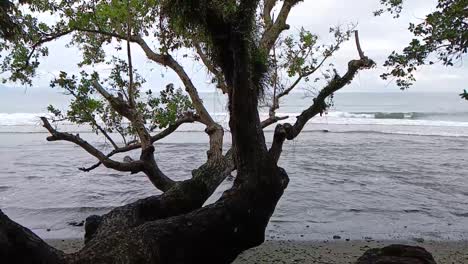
[1,111,468,134]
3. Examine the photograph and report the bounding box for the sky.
[1,0,467,111]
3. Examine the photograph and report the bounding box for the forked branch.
[269,31,375,160]
[260,0,302,51]
[41,117,144,173]
[80,112,200,172]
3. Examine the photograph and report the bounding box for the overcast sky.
[3,0,467,98]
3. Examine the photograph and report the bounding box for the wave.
[324,111,468,120]
[0,113,48,126]
[2,206,115,214]
[2,111,468,130]
[298,129,468,138]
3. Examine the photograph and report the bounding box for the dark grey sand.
[46,239,468,263]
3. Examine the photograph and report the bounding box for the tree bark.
[0,210,64,264]
[84,157,232,244]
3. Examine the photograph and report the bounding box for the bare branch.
[261,115,288,128]
[80,112,200,172]
[41,117,144,173]
[126,3,136,108]
[277,52,331,100]
[355,30,365,59]
[14,30,73,74]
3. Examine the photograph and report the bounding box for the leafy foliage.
[378,0,468,100]
[262,25,354,110]
[47,70,193,141]
[146,84,194,130]
[0,0,197,144]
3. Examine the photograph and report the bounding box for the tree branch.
[266,41,333,126]
[19,27,223,158]
[260,0,302,51]
[133,37,214,124]
[262,0,277,29]
[80,112,200,172]
[26,26,223,168]
[41,117,144,173]
[132,36,224,160]
[126,4,136,108]
[194,42,229,94]
[269,31,375,161]
[91,80,177,191]
[261,115,289,128]
[64,89,119,150]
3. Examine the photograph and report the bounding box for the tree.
[377,0,468,100]
[0,1,374,263]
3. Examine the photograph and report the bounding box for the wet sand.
[46,239,468,263]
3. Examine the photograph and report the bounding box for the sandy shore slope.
[46,239,468,263]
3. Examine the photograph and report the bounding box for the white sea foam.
[2,111,468,128]
[0,113,48,126]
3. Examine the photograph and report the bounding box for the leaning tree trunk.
[84,155,233,243]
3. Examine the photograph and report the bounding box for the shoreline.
[46,239,468,263]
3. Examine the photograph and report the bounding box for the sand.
[46,239,468,263]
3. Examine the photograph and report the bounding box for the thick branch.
[293,59,374,137]
[262,0,277,29]
[260,0,302,51]
[140,146,175,192]
[88,81,179,191]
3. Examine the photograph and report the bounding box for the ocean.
[0,91,467,241]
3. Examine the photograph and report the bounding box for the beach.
[2,91,468,252]
[47,239,468,263]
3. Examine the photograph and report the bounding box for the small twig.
[126,0,135,108]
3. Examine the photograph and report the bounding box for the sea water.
[0,91,467,241]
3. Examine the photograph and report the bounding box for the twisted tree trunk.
[0,2,383,264]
